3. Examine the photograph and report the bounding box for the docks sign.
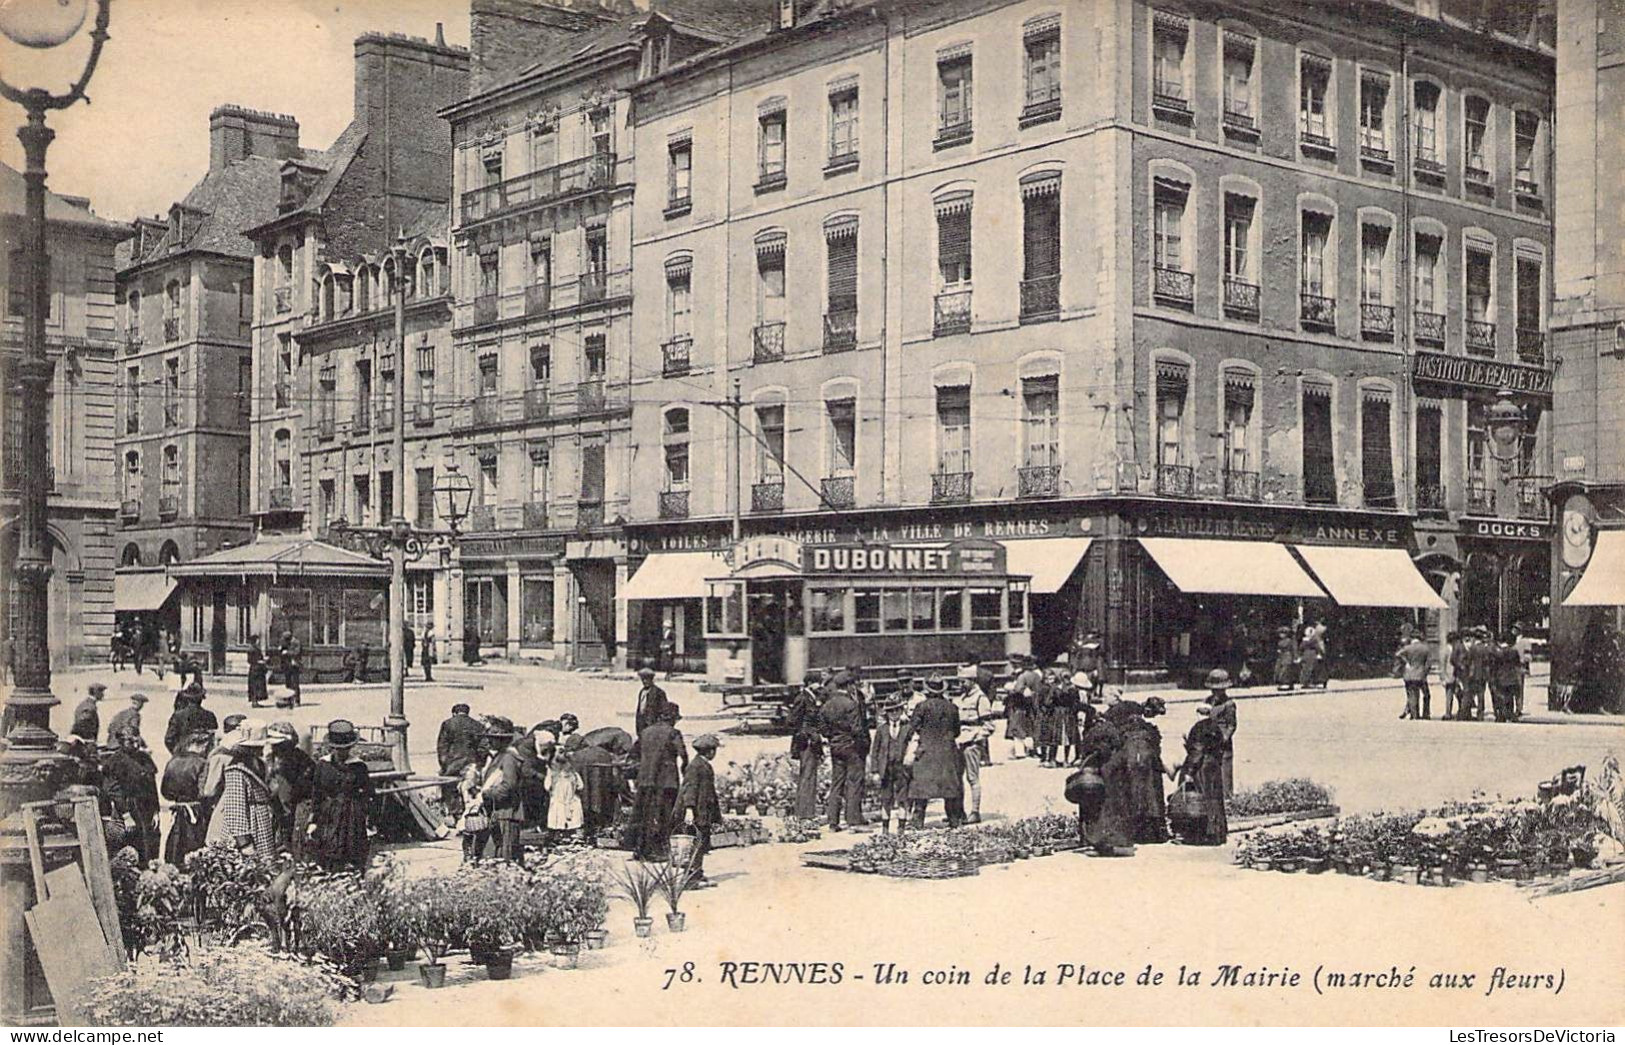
[1412,353,1553,397]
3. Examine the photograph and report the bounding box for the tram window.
[969,588,1002,631]
[1008,583,1028,629]
[882,590,910,632]
[809,588,845,633]
[911,588,936,630]
[854,590,881,633]
[706,583,745,636]
[939,588,964,630]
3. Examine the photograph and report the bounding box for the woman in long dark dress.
[1273,628,1298,691]
[160,730,213,866]
[1172,705,1228,845]
[1075,715,1134,855]
[1121,697,1169,844]
[309,719,375,871]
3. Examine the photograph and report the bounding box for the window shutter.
[580,441,605,502]
[1021,178,1060,280]
[936,198,972,270]
[826,222,858,303]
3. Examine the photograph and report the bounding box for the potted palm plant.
[294,872,386,982]
[461,866,528,980]
[613,860,659,938]
[655,861,693,933]
[401,876,462,989]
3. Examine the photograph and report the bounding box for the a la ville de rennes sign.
[1412,353,1554,397]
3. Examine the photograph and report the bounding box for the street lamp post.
[0,0,110,814]
[386,237,409,773]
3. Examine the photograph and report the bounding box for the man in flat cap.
[634,666,670,737]
[105,691,148,746]
[676,733,723,886]
[71,682,105,743]
[437,702,484,817]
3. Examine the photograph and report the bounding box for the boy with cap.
[866,696,912,833]
[105,691,148,746]
[634,666,670,737]
[71,682,105,743]
[676,733,723,886]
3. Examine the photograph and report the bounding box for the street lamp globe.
[0,0,89,48]
[1487,388,1526,459]
[436,466,474,533]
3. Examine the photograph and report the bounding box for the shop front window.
[969,588,1002,631]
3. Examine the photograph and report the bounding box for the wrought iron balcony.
[526,283,551,316]
[1300,293,1336,331]
[1414,151,1444,179]
[753,321,785,364]
[662,336,692,377]
[1466,485,1495,515]
[124,329,142,354]
[576,379,606,413]
[659,489,690,519]
[1414,310,1446,347]
[1156,464,1194,498]
[1019,86,1062,127]
[934,118,973,149]
[1017,464,1061,499]
[933,289,972,336]
[163,316,184,342]
[1416,482,1446,513]
[523,502,548,530]
[1153,267,1194,308]
[471,396,499,428]
[1222,107,1258,137]
[121,498,140,521]
[159,494,180,520]
[824,297,857,353]
[459,152,618,225]
[754,169,787,194]
[524,387,550,420]
[825,150,859,173]
[1515,478,1551,520]
[353,409,371,434]
[1019,274,1060,323]
[1465,165,1492,189]
[1223,278,1259,319]
[469,504,495,532]
[273,287,292,314]
[931,471,973,504]
[268,486,294,510]
[664,192,692,217]
[579,270,608,304]
[1300,129,1335,156]
[576,500,605,528]
[414,400,435,426]
[1151,81,1191,119]
[316,416,336,440]
[1361,302,1395,340]
[821,475,855,509]
[1517,328,1546,366]
[752,480,784,513]
[1515,176,1541,198]
[1465,319,1496,356]
[470,294,499,327]
[1363,478,1398,510]
[1223,469,1260,502]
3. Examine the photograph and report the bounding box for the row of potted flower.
[844,813,1079,877]
[1226,778,1336,821]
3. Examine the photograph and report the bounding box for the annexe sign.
[1136,512,1406,546]
[1412,353,1553,397]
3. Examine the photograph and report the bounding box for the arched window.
[273,428,292,489]
[663,407,691,492]
[356,265,372,313]
[158,540,181,566]
[120,543,143,568]
[123,450,141,503]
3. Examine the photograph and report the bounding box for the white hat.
[1071,671,1094,689]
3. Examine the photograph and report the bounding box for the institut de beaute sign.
[1412,353,1554,397]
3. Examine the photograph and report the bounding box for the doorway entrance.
[747,581,798,685]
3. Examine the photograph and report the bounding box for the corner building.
[622,0,1555,686]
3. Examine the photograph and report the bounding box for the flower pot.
[1469,865,1491,884]
[418,962,447,989]
[1573,849,1597,870]
[1369,863,1391,882]
[666,911,687,933]
[1495,858,1523,881]
[550,942,581,969]
[1395,864,1422,886]
[584,928,609,950]
[1304,857,1329,875]
[349,958,381,983]
[386,947,415,971]
[633,916,654,938]
[1276,858,1300,873]
[485,956,515,981]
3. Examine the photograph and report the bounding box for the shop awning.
[623,552,729,601]
[1138,538,1325,597]
[1000,537,1092,593]
[1292,545,1448,609]
[114,571,177,612]
[1564,530,1625,606]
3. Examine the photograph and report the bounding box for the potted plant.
[459,865,528,979]
[654,862,693,933]
[293,872,386,981]
[536,861,608,969]
[612,860,660,938]
[400,875,462,989]
[375,863,419,971]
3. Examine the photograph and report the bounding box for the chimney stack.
[209,106,301,171]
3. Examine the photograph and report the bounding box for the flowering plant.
[182,844,275,934]
[86,943,351,1027]
[292,872,385,970]
[396,874,464,963]
[1227,778,1335,819]
[109,850,190,959]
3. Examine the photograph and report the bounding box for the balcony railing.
[525,283,551,316]
[1363,478,1398,509]
[1152,81,1191,118]
[753,321,785,364]
[824,297,857,352]
[523,502,548,530]
[414,400,435,426]
[1300,293,1336,331]
[1019,87,1062,127]
[471,396,499,428]
[659,489,690,519]
[1416,482,1446,513]
[524,387,550,420]
[121,498,140,521]
[752,481,784,513]
[665,192,693,217]
[576,379,606,412]
[1019,274,1060,323]
[579,270,608,305]
[163,316,184,342]
[1223,469,1260,502]
[1156,463,1195,497]
[124,329,142,354]
[459,152,617,225]
[1515,177,1541,198]
[273,287,292,314]
[1465,319,1496,356]
[1414,310,1446,347]
[1361,302,1396,340]
[1017,464,1061,499]
[1517,328,1546,366]
[931,471,973,504]
[268,486,294,510]
[469,505,495,532]
[1414,152,1445,179]
[1464,165,1492,189]
[1223,278,1259,319]
[470,294,499,327]
[1152,266,1194,307]
[1467,485,1495,515]
[662,336,692,377]
[576,500,605,528]
[934,118,973,149]
[1222,107,1258,137]
[316,416,336,440]
[353,410,371,435]
[933,289,972,336]
[1515,478,1551,520]
[159,494,180,520]
[821,475,855,509]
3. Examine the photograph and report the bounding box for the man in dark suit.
[634,667,670,737]
[437,703,484,816]
[675,733,723,886]
[164,682,218,755]
[865,696,911,831]
[106,691,148,745]
[1461,627,1492,721]
[904,681,964,828]
[819,680,868,832]
[403,621,417,672]
[632,703,686,860]
[71,682,105,743]
[473,717,526,862]
[103,728,161,863]
[787,675,824,821]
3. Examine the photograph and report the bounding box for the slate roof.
[0,161,129,236]
[120,154,285,271]
[167,535,387,578]
[243,124,362,237]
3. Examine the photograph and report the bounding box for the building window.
[828,84,859,164]
[758,105,786,186]
[1413,81,1441,169]
[1223,372,1255,476]
[826,397,856,477]
[757,403,785,481]
[476,452,497,506]
[163,357,179,428]
[1515,111,1541,194]
[1361,224,1391,305]
[416,346,435,410]
[584,226,608,282]
[126,289,141,334]
[1151,177,1191,307]
[1415,233,1443,315]
[476,353,498,398]
[273,428,291,489]
[757,244,785,324]
[379,469,395,522]
[937,49,973,142]
[936,385,971,476]
[580,440,605,507]
[1302,384,1335,504]
[1299,53,1333,147]
[355,358,373,431]
[481,148,503,186]
[1516,254,1543,360]
[1223,193,1258,316]
[124,450,141,503]
[1416,401,1443,506]
[529,239,551,291]
[1464,96,1491,182]
[477,252,499,298]
[527,448,548,506]
[936,194,972,288]
[316,479,334,531]
[1359,72,1391,162]
[1465,245,1495,352]
[667,137,692,208]
[1467,400,1489,503]
[317,363,336,434]
[353,475,372,523]
[1222,31,1257,130]
[1020,175,1061,320]
[1151,12,1189,108]
[589,108,612,155]
[521,577,554,644]
[825,217,858,348]
[527,344,550,388]
[1022,375,1059,468]
[276,335,292,410]
[667,266,692,340]
[1155,364,1187,469]
[1022,17,1061,121]
[1361,390,1396,507]
[125,364,140,434]
[584,333,607,379]
[1300,210,1334,299]
[664,408,690,490]
[413,467,435,528]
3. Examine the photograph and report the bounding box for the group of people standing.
[1429,625,1530,723]
[1273,621,1331,691]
